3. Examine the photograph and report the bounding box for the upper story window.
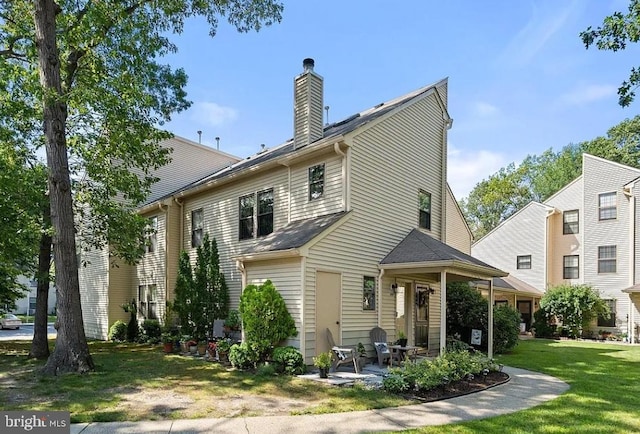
[598,192,617,221]
[239,189,274,240]
[145,216,158,253]
[563,210,579,234]
[191,209,204,248]
[418,190,431,230]
[257,189,274,237]
[309,164,325,201]
[563,255,579,279]
[516,255,531,270]
[239,194,255,240]
[598,245,617,273]
[363,276,376,311]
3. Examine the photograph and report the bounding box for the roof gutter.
[380,260,507,277]
[234,248,302,263]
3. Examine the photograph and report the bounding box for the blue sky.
[163,0,638,199]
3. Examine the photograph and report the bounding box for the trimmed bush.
[493,304,521,353]
[108,320,127,342]
[272,346,306,375]
[141,319,162,343]
[239,280,297,362]
[229,342,258,370]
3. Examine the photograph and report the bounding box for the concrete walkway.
[70,366,568,433]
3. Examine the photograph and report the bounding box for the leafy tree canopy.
[462,115,640,239]
[581,0,640,107]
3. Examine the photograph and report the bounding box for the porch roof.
[236,211,349,260]
[475,275,544,297]
[379,229,507,279]
[622,283,640,293]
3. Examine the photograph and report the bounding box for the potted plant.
[313,351,332,378]
[356,342,367,371]
[225,310,242,341]
[216,338,231,362]
[162,332,175,354]
[396,330,408,347]
[197,339,208,356]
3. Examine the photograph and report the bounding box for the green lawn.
[0,340,409,422]
[15,314,57,323]
[409,339,640,434]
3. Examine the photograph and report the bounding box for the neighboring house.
[11,276,57,316]
[472,154,640,342]
[79,58,507,361]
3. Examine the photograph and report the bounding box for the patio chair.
[369,326,392,367]
[212,319,225,339]
[325,328,359,373]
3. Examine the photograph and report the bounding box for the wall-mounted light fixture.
[427,285,435,295]
[390,283,398,295]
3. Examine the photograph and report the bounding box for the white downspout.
[334,142,349,212]
[441,119,449,243]
[378,268,385,327]
[624,185,635,339]
[174,197,184,250]
[158,202,169,319]
[300,256,307,361]
[488,278,494,359]
[440,271,447,355]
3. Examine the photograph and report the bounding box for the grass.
[0,340,409,422]
[15,314,57,323]
[408,339,640,434]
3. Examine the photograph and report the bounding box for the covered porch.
[379,229,507,358]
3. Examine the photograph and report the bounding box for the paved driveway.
[0,323,57,341]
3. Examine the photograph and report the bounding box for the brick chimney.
[294,58,323,149]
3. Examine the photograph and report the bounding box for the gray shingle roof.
[165,79,447,200]
[240,211,348,256]
[492,275,543,295]
[380,228,504,274]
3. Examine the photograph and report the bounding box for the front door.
[415,285,430,348]
[315,271,341,355]
[517,300,532,330]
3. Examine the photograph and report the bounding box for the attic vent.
[374,102,384,108]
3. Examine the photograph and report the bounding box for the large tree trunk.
[29,203,52,359]
[34,0,94,374]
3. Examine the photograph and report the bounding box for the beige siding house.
[473,154,640,342]
[80,59,506,360]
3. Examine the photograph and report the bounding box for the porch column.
[488,278,494,358]
[440,271,447,354]
[630,294,635,344]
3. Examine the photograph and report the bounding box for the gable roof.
[494,275,544,295]
[236,211,349,260]
[160,79,449,202]
[381,228,506,276]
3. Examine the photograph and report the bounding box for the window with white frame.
[563,255,579,279]
[363,276,376,311]
[598,299,616,327]
[598,245,617,273]
[257,189,274,237]
[517,255,532,270]
[598,192,617,220]
[309,163,325,201]
[418,190,431,230]
[138,284,158,319]
[563,210,579,234]
[239,189,274,240]
[145,216,158,253]
[191,209,204,248]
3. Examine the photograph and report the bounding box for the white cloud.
[473,101,499,117]
[499,0,582,67]
[191,101,238,127]
[447,146,508,199]
[559,84,617,106]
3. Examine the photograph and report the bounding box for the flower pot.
[197,343,207,356]
[318,367,329,378]
[189,345,198,355]
[397,338,408,347]
[163,342,174,354]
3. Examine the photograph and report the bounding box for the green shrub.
[239,280,297,362]
[532,308,554,338]
[381,350,498,395]
[493,304,521,353]
[141,319,162,343]
[256,363,277,377]
[108,320,127,342]
[229,342,258,370]
[272,346,306,375]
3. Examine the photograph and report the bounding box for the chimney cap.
[303,58,315,72]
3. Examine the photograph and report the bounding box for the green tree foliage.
[462,116,640,239]
[581,0,640,107]
[446,282,520,354]
[174,234,229,340]
[1,0,283,374]
[539,284,610,338]
[239,280,297,362]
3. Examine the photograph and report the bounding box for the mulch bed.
[405,371,510,402]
